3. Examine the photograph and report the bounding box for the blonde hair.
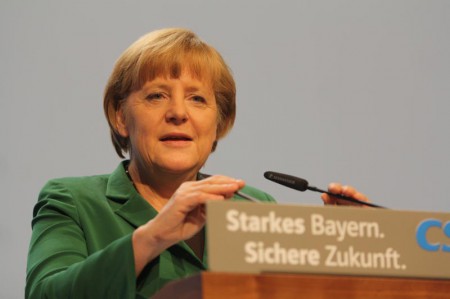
[104,28,236,158]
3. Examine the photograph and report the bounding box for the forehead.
[135,54,217,92]
[141,70,215,93]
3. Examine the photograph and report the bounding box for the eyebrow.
[185,85,207,93]
[141,79,213,96]
[142,82,170,90]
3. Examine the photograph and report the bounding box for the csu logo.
[416,219,450,252]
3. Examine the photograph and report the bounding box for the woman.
[26,28,368,299]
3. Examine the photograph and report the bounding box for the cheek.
[124,109,153,140]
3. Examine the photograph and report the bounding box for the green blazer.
[26,161,276,299]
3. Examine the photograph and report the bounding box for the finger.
[341,185,357,197]
[343,190,370,207]
[336,186,370,206]
[171,177,247,216]
[183,183,243,200]
[185,204,207,224]
[174,185,249,212]
[186,176,246,195]
[334,185,358,206]
[324,183,365,206]
[321,183,342,205]
[174,191,226,209]
[349,191,369,203]
[321,193,334,205]
[223,191,238,199]
[327,182,343,195]
[196,174,244,186]
[341,186,369,203]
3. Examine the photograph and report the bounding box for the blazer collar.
[105,161,206,268]
[105,161,157,228]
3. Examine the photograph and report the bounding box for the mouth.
[159,133,193,142]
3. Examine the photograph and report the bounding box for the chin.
[158,161,201,174]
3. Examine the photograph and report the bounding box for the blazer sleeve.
[26,180,137,299]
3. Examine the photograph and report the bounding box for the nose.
[165,97,188,125]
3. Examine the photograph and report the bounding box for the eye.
[145,93,165,101]
[191,95,207,103]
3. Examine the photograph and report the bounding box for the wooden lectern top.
[152,271,450,299]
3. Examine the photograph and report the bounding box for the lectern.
[152,272,450,299]
[154,201,450,298]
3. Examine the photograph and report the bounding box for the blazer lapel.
[104,161,206,268]
[105,161,157,228]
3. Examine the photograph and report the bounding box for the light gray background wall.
[1,1,449,297]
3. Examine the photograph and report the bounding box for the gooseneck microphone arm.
[264,171,386,209]
[307,185,386,208]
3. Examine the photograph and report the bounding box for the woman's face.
[117,70,218,176]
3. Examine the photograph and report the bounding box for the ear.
[211,140,218,152]
[115,105,129,138]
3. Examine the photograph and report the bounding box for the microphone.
[264,171,386,208]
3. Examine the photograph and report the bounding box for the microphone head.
[264,171,309,192]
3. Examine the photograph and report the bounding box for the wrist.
[133,220,174,260]
[132,221,167,275]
